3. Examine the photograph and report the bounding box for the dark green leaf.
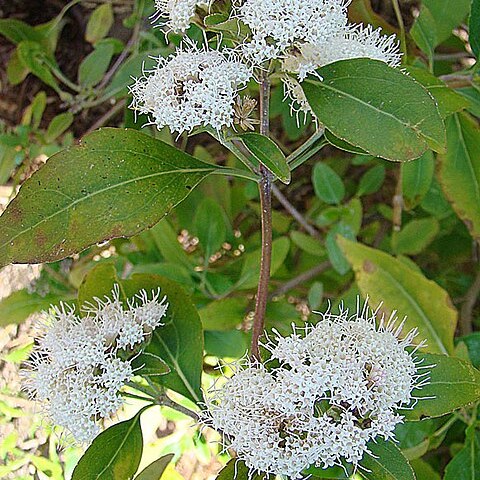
[302,59,446,161]
[72,407,147,480]
[204,330,249,358]
[131,352,171,378]
[125,274,203,403]
[338,237,457,354]
[460,332,480,368]
[438,113,480,241]
[360,439,415,480]
[402,151,435,210]
[444,424,480,479]
[216,459,269,479]
[325,129,368,155]
[402,353,480,420]
[410,459,441,480]
[194,198,227,258]
[85,3,114,44]
[357,164,386,196]
[0,128,216,267]
[327,224,355,274]
[312,163,345,205]
[238,132,290,184]
[78,42,114,87]
[410,6,437,62]
[78,262,124,307]
[199,298,248,331]
[134,454,174,480]
[471,0,480,59]
[458,86,480,117]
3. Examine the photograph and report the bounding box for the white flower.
[22,285,168,444]
[129,43,251,134]
[153,0,211,33]
[202,297,428,478]
[236,0,350,64]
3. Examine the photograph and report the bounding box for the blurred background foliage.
[0,0,480,478]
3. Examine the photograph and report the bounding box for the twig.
[460,268,480,336]
[250,69,272,362]
[391,0,406,54]
[82,99,126,137]
[270,261,330,299]
[272,184,320,239]
[157,394,199,422]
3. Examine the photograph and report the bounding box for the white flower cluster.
[22,285,168,444]
[204,299,428,478]
[153,0,211,33]
[129,44,251,134]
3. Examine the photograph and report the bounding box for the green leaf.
[312,163,345,205]
[444,424,480,479]
[0,19,44,44]
[327,224,355,274]
[302,59,446,161]
[410,459,441,480]
[406,67,470,118]
[7,49,29,85]
[216,459,269,479]
[238,132,290,184]
[338,237,457,354]
[0,289,73,327]
[85,3,114,44]
[438,113,480,241]
[125,274,203,403]
[204,330,249,358]
[0,128,216,267]
[239,237,290,289]
[23,91,47,129]
[199,297,248,331]
[410,6,437,63]
[325,129,368,155]
[402,151,435,210]
[290,231,324,256]
[422,0,471,45]
[45,112,74,143]
[402,353,480,420]
[308,282,324,310]
[72,407,147,480]
[471,0,480,59]
[460,332,480,368]
[360,439,415,480]
[357,164,386,196]
[78,262,123,307]
[392,218,439,255]
[17,41,60,90]
[78,42,114,87]
[131,351,171,378]
[194,197,227,258]
[134,454,174,480]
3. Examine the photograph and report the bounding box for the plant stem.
[391,0,407,54]
[250,69,273,362]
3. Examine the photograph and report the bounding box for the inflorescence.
[203,299,429,479]
[22,285,168,444]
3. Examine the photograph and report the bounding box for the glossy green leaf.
[460,332,480,368]
[402,151,435,210]
[125,274,203,403]
[410,5,437,63]
[0,289,73,327]
[471,0,480,59]
[85,3,114,44]
[357,164,386,196]
[444,424,480,479]
[134,454,174,480]
[194,197,227,258]
[312,163,345,205]
[72,407,147,480]
[438,113,480,241]
[45,112,74,143]
[199,297,248,331]
[406,67,469,118]
[238,132,290,184]
[402,353,480,420]
[302,59,446,161]
[392,217,439,255]
[78,42,114,87]
[0,128,216,267]
[360,439,415,480]
[422,0,471,45]
[131,351,171,378]
[338,237,457,354]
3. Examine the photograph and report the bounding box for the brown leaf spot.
[363,260,376,273]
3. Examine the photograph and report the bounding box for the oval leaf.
[0,128,216,267]
[438,113,480,241]
[338,237,457,354]
[360,439,415,480]
[72,407,147,480]
[312,162,345,205]
[444,424,480,480]
[238,132,290,184]
[134,454,174,480]
[85,3,114,44]
[402,353,480,420]
[302,58,446,161]
[402,151,435,210]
